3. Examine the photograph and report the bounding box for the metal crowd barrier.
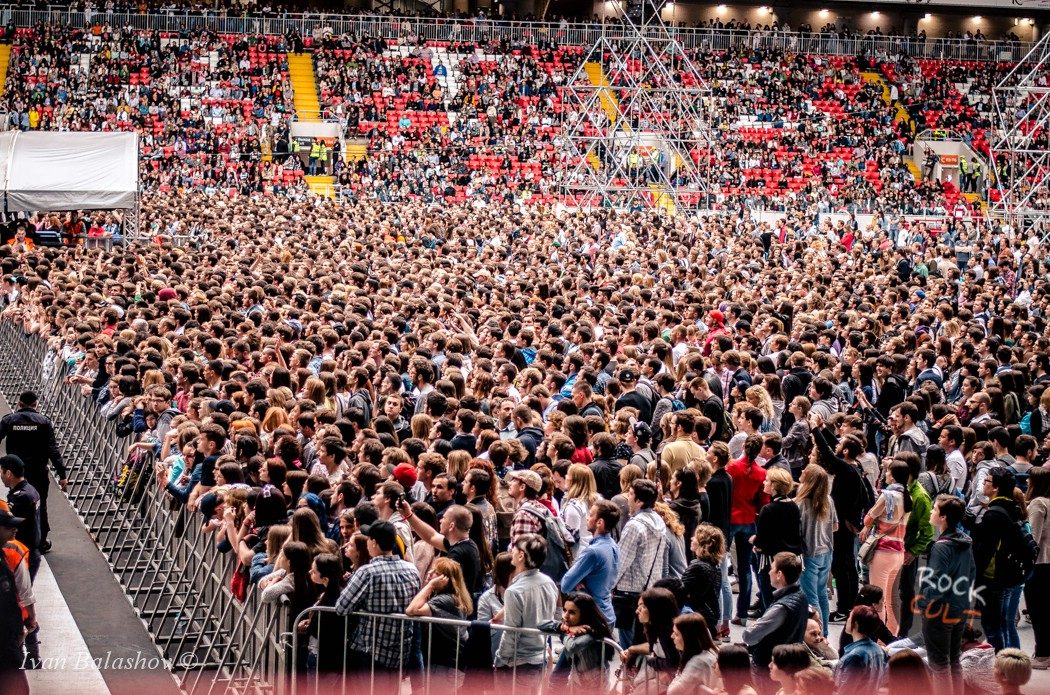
[0,319,290,695]
[289,607,629,695]
[0,7,1035,64]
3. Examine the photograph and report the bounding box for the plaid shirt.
[509,499,548,547]
[614,509,667,593]
[335,555,420,667]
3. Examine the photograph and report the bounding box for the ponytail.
[743,434,763,472]
[889,460,913,514]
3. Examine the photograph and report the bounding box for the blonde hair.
[142,368,166,389]
[566,464,599,505]
[303,377,327,406]
[692,523,726,565]
[265,524,292,565]
[994,649,1032,687]
[446,450,472,481]
[619,464,644,493]
[795,463,832,520]
[745,385,776,422]
[410,413,433,440]
[654,501,685,536]
[647,460,671,492]
[766,467,794,497]
[430,557,474,616]
[689,459,713,488]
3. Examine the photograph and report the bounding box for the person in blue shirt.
[560,500,621,626]
[836,605,888,695]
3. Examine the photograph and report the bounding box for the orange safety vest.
[2,539,30,620]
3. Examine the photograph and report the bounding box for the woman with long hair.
[476,552,515,661]
[718,644,759,695]
[410,413,433,441]
[289,507,339,557]
[466,504,496,581]
[681,524,725,640]
[621,588,681,688]
[670,465,706,561]
[259,540,317,616]
[563,415,594,465]
[654,500,688,579]
[562,463,599,549]
[752,466,802,610]
[725,434,767,626]
[861,460,912,635]
[746,385,780,434]
[1026,467,1050,669]
[249,524,291,584]
[542,592,617,692]
[668,613,719,695]
[301,553,348,675]
[795,463,838,634]
[407,557,473,684]
[919,445,956,499]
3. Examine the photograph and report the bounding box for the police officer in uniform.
[0,456,39,579]
[0,392,66,554]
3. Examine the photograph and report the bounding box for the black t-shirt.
[615,389,653,423]
[199,455,220,487]
[444,538,481,595]
[423,593,467,667]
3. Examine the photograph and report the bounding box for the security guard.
[0,392,66,554]
[309,138,321,176]
[971,157,982,194]
[0,456,39,580]
[959,156,970,193]
[317,140,328,175]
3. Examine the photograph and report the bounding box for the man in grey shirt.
[494,533,560,685]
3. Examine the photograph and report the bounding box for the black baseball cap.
[361,521,397,552]
[0,510,24,529]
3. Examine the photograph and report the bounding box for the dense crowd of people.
[0,178,1044,694]
[1,19,1027,214]
[0,8,1046,695]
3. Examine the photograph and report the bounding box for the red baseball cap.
[392,463,417,488]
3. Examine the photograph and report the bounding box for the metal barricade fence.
[0,319,290,695]
[288,607,632,695]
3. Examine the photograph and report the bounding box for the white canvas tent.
[0,131,138,212]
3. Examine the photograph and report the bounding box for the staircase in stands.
[0,44,10,97]
[583,61,675,214]
[288,52,335,198]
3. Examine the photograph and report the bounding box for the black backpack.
[988,507,1038,586]
[520,505,573,582]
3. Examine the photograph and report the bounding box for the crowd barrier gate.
[0,318,669,695]
[0,319,291,695]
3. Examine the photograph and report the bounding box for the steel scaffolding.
[991,32,1050,240]
[559,2,713,213]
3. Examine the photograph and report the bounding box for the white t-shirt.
[947,449,967,494]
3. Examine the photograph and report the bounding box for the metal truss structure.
[558,1,713,213]
[991,32,1050,241]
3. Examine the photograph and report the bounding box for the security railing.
[289,607,629,695]
[0,6,1035,64]
[0,316,673,694]
[0,319,290,695]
